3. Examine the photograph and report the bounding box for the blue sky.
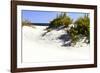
[22,10,89,23]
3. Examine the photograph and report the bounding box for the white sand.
[22,25,90,63]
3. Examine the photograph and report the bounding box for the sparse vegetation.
[22,20,32,26]
[22,20,35,28]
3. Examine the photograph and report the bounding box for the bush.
[68,27,79,44]
[50,18,62,28]
[68,14,90,44]
[49,12,73,28]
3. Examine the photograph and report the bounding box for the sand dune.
[22,25,90,63]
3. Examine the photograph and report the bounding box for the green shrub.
[75,15,90,42]
[68,27,79,44]
[50,18,62,28]
[68,14,90,45]
[61,16,73,27]
[49,12,72,28]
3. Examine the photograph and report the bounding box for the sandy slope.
[22,25,90,63]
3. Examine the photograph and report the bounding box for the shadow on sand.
[58,33,71,47]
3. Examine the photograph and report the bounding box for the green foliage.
[68,14,90,44]
[44,13,90,45]
[68,27,79,44]
[49,12,73,28]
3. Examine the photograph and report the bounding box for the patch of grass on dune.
[22,20,35,28]
[44,12,90,46]
[49,12,73,29]
[68,14,90,44]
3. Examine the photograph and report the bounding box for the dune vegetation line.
[22,12,90,46]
